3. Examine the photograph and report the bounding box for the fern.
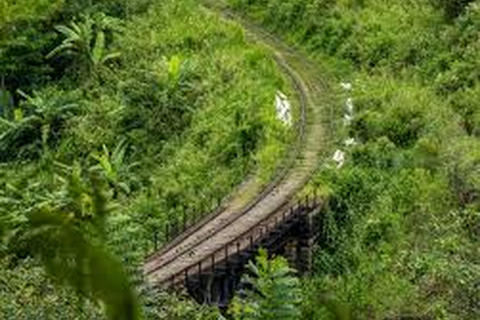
[230,249,302,320]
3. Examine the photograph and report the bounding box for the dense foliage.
[230,0,480,319]
[2,0,480,319]
[1,0,292,318]
[230,249,302,320]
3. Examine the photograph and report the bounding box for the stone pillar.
[295,210,315,274]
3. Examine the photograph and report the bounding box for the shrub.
[230,249,302,320]
[431,0,476,20]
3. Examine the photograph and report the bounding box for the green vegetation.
[230,0,480,319]
[1,0,292,318]
[2,0,479,319]
[230,249,302,320]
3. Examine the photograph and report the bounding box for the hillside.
[229,0,480,319]
[1,0,479,319]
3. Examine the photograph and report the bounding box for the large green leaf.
[7,168,142,320]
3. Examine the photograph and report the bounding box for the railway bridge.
[145,196,322,306]
[143,2,332,307]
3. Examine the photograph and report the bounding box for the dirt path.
[144,4,332,284]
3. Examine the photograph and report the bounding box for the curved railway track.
[144,3,332,287]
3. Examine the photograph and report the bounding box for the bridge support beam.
[280,209,315,274]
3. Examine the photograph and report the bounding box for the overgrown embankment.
[230,0,480,319]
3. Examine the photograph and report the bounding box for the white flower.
[275,91,292,126]
[346,98,354,115]
[344,138,356,147]
[341,82,352,91]
[333,150,346,168]
[344,114,353,126]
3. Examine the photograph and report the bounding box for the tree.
[230,249,302,320]
[90,138,139,196]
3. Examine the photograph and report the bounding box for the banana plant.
[90,139,139,196]
[47,14,121,80]
[0,88,80,162]
[18,89,79,149]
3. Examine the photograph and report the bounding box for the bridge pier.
[297,209,316,274]
[185,259,245,307]
[275,208,315,274]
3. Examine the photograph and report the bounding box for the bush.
[230,249,302,320]
[431,0,476,20]
[229,1,480,318]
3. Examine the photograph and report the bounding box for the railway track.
[144,2,332,287]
